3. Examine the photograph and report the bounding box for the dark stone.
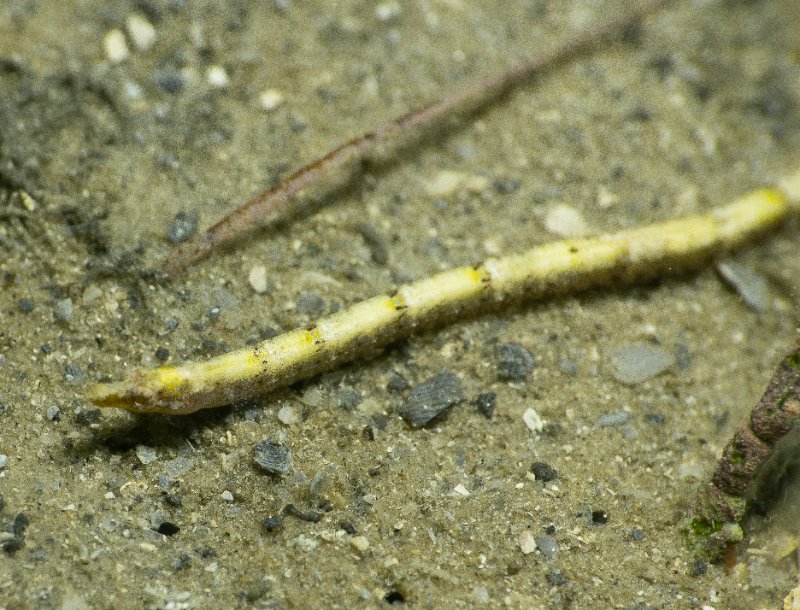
[590,510,609,525]
[496,342,534,381]
[174,553,191,570]
[296,291,325,317]
[18,298,34,313]
[283,504,321,523]
[64,363,84,385]
[692,559,708,577]
[339,522,357,535]
[155,69,185,94]
[155,347,170,361]
[631,528,646,540]
[253,440,292,476]
[157,521,180,536]
[384,591,405,605]
[12,513,29,535]
[386,371,409,393]
[474,392,496,419]
[530,461,558,483]
[167,211,198,244]
[547,570,568,586]
[338,387,362,411]
[398,370,463,428]
[355,223,389,265]
[261,515,284,532]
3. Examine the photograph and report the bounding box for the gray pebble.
[54,298,73,322]
[296,291,326,317]
[160,457,194,487]
[609,342,673,384]
[398,370,463,428]
[254,440,292,476]
[46,406,61,422]
[535,534,559,560]
[136,445,159,465]
[0,455,7,470]
[598,411,632,427]
[716,260,771,312]
[496,342,534,381]
[64,363,84,385]
[338,387,362,411]
[355,222,389,265]
[167,211,198,244]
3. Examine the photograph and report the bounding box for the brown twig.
[686,337,800,559]
[162,0,672,276]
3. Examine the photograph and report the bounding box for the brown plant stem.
[687,338,800,558]
[162,0,671,276]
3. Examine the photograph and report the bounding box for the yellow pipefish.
[87,171,800,415]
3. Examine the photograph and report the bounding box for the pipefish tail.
[88,171,800,415]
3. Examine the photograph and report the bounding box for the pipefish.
[87,171,800,415]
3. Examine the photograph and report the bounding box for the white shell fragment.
[259,89,285,111]
[126,14,156,51]
[104,29,129,64]
[544,204,587,237]
[522,407,544,433]
[248,265,269,294]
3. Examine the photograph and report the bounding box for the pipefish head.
[85,366,195,415]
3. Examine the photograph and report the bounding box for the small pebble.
[631,528,646,540]
[547,570,568,586]
[261,515,284,531]
[296,291,325,317]
[248,265,270,294]
[259,89,284,111]
[221,490,234,502]
[522,408,543,433]
[474,392,496,419]
[535,534,559,560]
[135,445,159,465]
[375,2,401,21]
[590,509,609,525]
[496,342,535,381]
[64,363,83,385]
[154,347,169,362]
[386,371,409,393]
[598,411,632,427]
[19,298,34,313]
[337,388,362,411]
[167,211,198,244]
[398,370,463,428]
[453,483,470,497]
[544,204,587,237]
[206,65,229,88]
[716,260,771,312]
[518,531,537,555]
[104,29,129,64]
[54,298,73,322]
[46,406,61,422]
[156,69,185,94]
[350,536,370,553]
[126,14,156,51]
[355,222,389,265]
[253,440,292,476]
[530,461,558,482]
[277,405,300,425]
[609,342,673,384]
[0,455,7,471]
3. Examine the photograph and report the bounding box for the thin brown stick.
[163,0,671,276]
